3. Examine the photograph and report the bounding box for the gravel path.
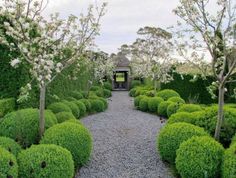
[77,91,173,178]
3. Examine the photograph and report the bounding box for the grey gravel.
[76,91,173,178]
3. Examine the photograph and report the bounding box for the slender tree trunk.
[214,84,225,141]
[39,84,46,138]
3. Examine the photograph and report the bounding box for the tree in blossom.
[0,0,107,137]
[173,0,236,140]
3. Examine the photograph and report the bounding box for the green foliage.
[134,89,148,97]
[167,97,185,104]
[131,80,142,89]
[103,89,112,98]
[177,104,202,113]
[103,82,112,91]
[94,89,104,97]
[157,123,208,164]
[134,95,145,108]
[70,91,83,100]
[176,136,224,178]
[41,122,92,168]
[232,134,236,146]
[79,99,91,113]
[89,99,105,113]
[221,143,236,178]
[167,102,183,117]
[62,101,80,118]
[64,97,77,101]
[139,97,150,112]
[145,90,156,97]
[148,97,164,113]
[90,86,102,91]
[73,101,87,117]
[56,112,76,123]
[18,144,74,178]
[156,89,180,101]
[98,97,108,109]
[48,102,72,114]
[0,146,18,178]
[0,109,57,147]
[0,137,21,156]
[129,88,137,97]
[158,101,173,117]
[0,98,15,118]
[167,112,195,125]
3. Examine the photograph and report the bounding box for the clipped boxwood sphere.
[134,95,145,108]
[0,137,21,156]
[79,99,91,113]
[157,123,208,164]
[18,144,74,178]
[167,102,183,117]
[98,97,108,109]
[158,101,173,117]
[62,101,80,119]
[41,122,92,168]
[129,88,137,97]
[135,89,148,97]
[56,112,76,123]
[145,90,156,97]
[156,89,180,101]
[103,82,112,91]
[221,143,236,178]
[148,97,164,113]
[0,109,57,148]
[64,97,77,101]
[73,101,86,117]
[167,112,194,125]
[139,97,150,112]
[48,102,72,114]
[176,136,224,178]
[90,86,102,91]
[95,89,104,98]
[167,97,185,104]
[103,89,112,98]
[70,91,83,100]
[0,146,18,178]
[89,99,105,113]
[177,104,202,113]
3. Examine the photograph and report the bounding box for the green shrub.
[90,86,101,91]
[103,82,112,91]
[145,90,156,97]
[98,97,108,109]
[64,97,77,101]
[62,101,80,118]
[157,101,173,117]
[176,136,224,178]
[89,99,105,113]
[167,112,194,125]
[129,88,137,97]
[79,99,91,113]
[177,104,202,113]
[134,89,148,97]
[139,97,150,112]
[95,89,104,98]
[167,102,183,117]
[134,95,145,108]
[56,112,76,123]
[0,146,18,178]
[80,91,89,98]
[0,137,21,156]
[232,134,236,146]
[148,97,164,113]
[221,143,236,178]
[41,122,92,168]
[167,97,185,104]
[0,109,57,147]
[103,89,112,98]
[157,123,208,164]
[70,91,83,100]
[131,80,142,89]
[48,102,72,114]
[0,98,15,118]
[156,89,180,101]
[18,144,74,178]
[88,91,99,99]
[73,101,87,117]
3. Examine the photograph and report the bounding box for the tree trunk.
[214,84,225,141]
[39,84,46,138]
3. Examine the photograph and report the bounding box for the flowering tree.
[0,0,106,137]
[128,27,174,91]
[173,0,236,140]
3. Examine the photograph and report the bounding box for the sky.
[44,0,182,54]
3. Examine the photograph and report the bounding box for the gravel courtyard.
[77,91,173,178]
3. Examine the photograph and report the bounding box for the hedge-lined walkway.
[77,91,173,178]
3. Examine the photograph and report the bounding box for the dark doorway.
[113,71,129,90]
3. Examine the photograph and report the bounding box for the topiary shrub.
[134,89,148,97]
[48,102,72,114]
[73,101,86,117]
[0,146,18,178]
[40,122,92,168]
[221,143,236,178]
[95,89,104,98]
[98,97,108,109]
[157,101,173,117]
[64,97,77,101]
[148,97,164,113]
[89,99,105,113]
[167,97,185,104]
[167,112,194,125]
[90,86,102,91]
[129,88,137,97]
[139,97,150,112]
[0,98,15,118]
[18,144,74,178]
[167,102,183,117]
[157,123,208,164]
[177,104,202,113]
[70,91,83,100]
[79,99,91,113]
[62,101,80,119]
[0,109,57,147]
[156,89,180,101]
[176,136,224,178]
[103,89,112,98]
[0,137,21,156]
[56,112,76,123]
[231,134,236,146]
[134,95,145,108]
[145,90,156,97]
[103,82,112,91]
[131,80,142,89]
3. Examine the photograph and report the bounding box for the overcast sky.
[44,0,181,54]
